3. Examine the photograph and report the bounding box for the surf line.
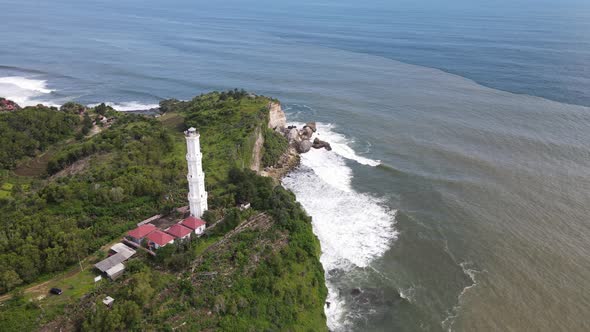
[282,121,396,330]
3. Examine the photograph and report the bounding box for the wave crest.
[87,101,160,112]
[282,122,396,330]
[0,76,56,106]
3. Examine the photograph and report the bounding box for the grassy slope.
[155,92,327,330]
[0,92,327,331]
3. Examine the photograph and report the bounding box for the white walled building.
[185,127,208,217]
[181,216,207,236]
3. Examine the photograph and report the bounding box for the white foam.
[0,76,56,106]
[294,122,381,167]
[441,262,484,331]
[88,101,160,112]
[282,123,396,331]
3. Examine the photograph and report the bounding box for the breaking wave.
[282,122,396,330]
[87,101,160,111]
[0,77,159,111]
[0,76,56,106]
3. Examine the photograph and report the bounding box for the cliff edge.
[268,101,287,130]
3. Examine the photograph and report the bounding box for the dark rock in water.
[297,139,312,153]
[349,287,403,307]
[312,137,332,151]
[305,122,317,132]
[326,301,331,308]
[287,125,297,130]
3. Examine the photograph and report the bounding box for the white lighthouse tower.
[185,127,208,217]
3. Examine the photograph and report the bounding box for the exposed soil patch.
[13,151,54,177]
[250,126,264,173]
[159,112,185,131]
[190,213,287,279]
[49,156,92,180]
[87,124,102,137]
[262,146,300,182]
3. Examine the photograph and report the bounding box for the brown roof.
[146,230,175,246]
[181,216,206,230]
[166,224,193,238]
[127,224,156,239]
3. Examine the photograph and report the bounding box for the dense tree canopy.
[0,106,79,169]
[0,115,186,293]
[0,92,327,332]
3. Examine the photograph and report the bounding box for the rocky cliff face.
[250,127,264,173]
[261,102,332,180]
[284,122,331,154]
[268,101,287,130]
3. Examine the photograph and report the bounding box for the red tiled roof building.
[146,230,175,249]
[166,224,193,240]
[181,216,207,236]
[127,224,157,244]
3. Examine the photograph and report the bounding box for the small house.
[127,224,157,244]
[103,296,114,307]
[181,216,207,236]
[166,224,193,240]
[146,230,175,249]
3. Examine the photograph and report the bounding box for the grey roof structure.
[106,263,125,279]
[103,296,114,306]
[94,243,136,272]
[110,243,136,257]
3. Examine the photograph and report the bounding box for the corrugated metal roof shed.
[94,244,135,273]
[106,263,125,279]
[110,243,136,258]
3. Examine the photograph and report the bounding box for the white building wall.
[186,128,208,217]
[195,225,206,235]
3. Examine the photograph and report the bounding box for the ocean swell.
[0,76,56,106]
[282,123,397,330]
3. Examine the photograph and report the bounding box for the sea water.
[2,0,590,330]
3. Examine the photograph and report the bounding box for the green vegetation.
[164,91,274,208]
[262,128,289,167]
[62,169,327,331]
[181,92,268,183]
[0,115,186,293]
[0,106,80,169]
[0,91,327,331]
[0,182,12,199]
[59,102,86,114]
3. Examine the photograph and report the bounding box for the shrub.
[262,128,288,167]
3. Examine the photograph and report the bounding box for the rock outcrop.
[312,138,332,151]
[287,127,301,143]
[268,102,286,130]
[0,98,20,112]
[263,104,332,181]
[300,126,314,140]
[297,139,312,153]
[278,122,332,154]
